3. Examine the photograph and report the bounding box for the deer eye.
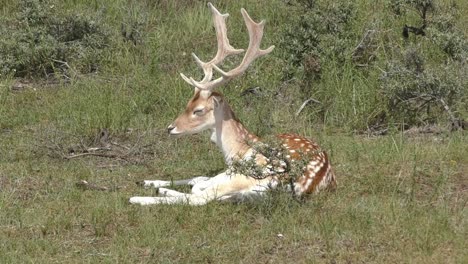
[193,109,204,116]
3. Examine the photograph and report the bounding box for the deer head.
[167,3,274,136]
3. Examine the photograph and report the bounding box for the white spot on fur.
[317,166,331,190]
[309,160,319,166]
[313,164,322,173]
[294,182,304,195]
[304,178,313,190]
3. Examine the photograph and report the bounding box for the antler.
[180,3,275,91]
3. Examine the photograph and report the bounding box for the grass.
[1,0,467,263]
[1,129,466,263]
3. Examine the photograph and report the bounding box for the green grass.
[1,129,466,263]
[1,0,467,262]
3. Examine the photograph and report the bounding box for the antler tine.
[207,3,244,65]
[189,7,275,91]
[180,2,244,89]
[231,8,275,73]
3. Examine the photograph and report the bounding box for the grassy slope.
[0,0,467,263]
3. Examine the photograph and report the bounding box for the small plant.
[390,0,434,38]
[380,0,467,129]
[229,139,314,197]
[120,3,148,46]
[429,3,468,61]
[229,141,290,181]
[0,0,111,78]
[380,47,467,129]
[389,0,467,61]
[278,0,356,81]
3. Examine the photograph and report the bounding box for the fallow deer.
[130,3,336,206]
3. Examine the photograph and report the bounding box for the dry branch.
[75,180,122,192]
[295,98,321,116]
[65,152,118,160]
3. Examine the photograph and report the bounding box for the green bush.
[276,0,467,130]
[429,4,468,61]
[0,0,111,78]
[381,0,467,128]
[278,0,356,81]
[277,0,383,130]
[381,47,467,127]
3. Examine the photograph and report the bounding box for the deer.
[129,3,336,206]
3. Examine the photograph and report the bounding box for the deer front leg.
[130,172,234,205]
[129,173,275,206]
[139,176,210,188]
[129,196,187,205]
[137,173,236,199]
[129,192,215,206]
[158,188,186,197]
[129,184,230,206]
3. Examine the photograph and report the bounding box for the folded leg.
[130,173,276,206]
[158,188,186,197]
[140,176,210,188]
[129,193,211,206]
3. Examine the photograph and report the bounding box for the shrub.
[381,47,467,128]
[429,3,468,61]
[0,0,111,78]
[278,0,356,81]
[381,0,467,128]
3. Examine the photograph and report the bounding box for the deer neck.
[213,100,259,164]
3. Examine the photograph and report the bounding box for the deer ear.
[212,95,222,108]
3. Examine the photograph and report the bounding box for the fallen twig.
[96,164,120,169]
[403,125,444,135]
[65,152,118,160]
[111,142,130,150]
[295,98,321,116]
[366,127,389,136]
[75,180,122,192]
[51,59,78,77]
[439,98,463,131]
[86,147,112,152]
[76,180,109,191]
[352,30,376,54]
[241,86,262,96]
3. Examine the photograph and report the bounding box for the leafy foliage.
[0,0,111,78]
[429,3,468,61]
[278,0,356,80]
[381,0,467,128]
[277,0,467,129]
[381,47,467,127]
[230,139,309,184]
[389,0,435,17]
